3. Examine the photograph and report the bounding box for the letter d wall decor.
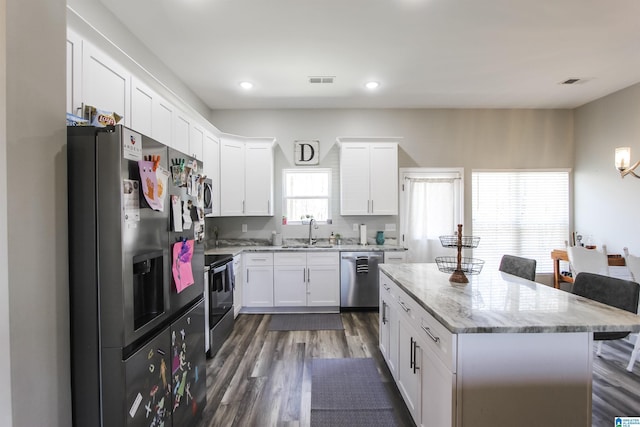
[294,140,320,165]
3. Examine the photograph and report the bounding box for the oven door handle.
[212,265,227,275]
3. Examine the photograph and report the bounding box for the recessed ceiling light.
[239,81,253,90]
[365,81,380,90]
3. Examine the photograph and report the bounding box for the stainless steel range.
[204,254,235,358]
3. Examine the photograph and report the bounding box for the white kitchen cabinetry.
[307,252,340,306]
[384,251,407,264]
[220,136,274,216]
[66,29,82,116]
[190,123,204,161]
[338,138,400,215]
[243,253,274,307]
[379,277,399,379]
[380,272,456,427]
[220,136,245,216]
[273,252,340,307]
[173,110,191,155]
[151,95,174,147]
[130,76,154,137]
[274,252,307,306]
[82,41,130,127]
[203,131,220,216]
[233,254,243,317]
[244,140,274,216]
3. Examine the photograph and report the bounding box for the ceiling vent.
[309,76,335,84]
[560,78,582,85]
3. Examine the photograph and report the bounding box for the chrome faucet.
[308,218,317,245]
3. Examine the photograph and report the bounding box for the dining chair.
[571,272,640,362]
[499,254,537,281]
[566,244,609,277]
[622,247,640,372]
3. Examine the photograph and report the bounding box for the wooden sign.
[294,140,319,165]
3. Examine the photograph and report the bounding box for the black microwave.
[203,178,213,215]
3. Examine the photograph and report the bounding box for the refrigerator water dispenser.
[132,251,165,330]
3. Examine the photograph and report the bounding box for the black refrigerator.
[68,125,206,427]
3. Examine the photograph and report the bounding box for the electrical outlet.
[353,223,359,232]
[242,224,247,232]
[385,223,396,232]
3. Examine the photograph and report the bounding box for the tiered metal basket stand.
[435,224,484,283]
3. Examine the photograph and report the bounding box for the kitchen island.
[379,263,640,427]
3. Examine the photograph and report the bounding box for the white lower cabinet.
[274,252,339,307]
[397,319,422,422]
[233,255,243,317]
[380,278,398,379]
[380,271,456,427]
[420,343,455,427]
[243,253,274,307]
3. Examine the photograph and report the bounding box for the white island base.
[378,264,640,427]
[454,332,591,426]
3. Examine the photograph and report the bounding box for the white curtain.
[404,178,458,263]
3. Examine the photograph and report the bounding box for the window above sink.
[282,168,332,225]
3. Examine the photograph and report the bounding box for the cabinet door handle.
[413,340,420,374]
[242,200,245,213]
[246,269,249,282]
[371,200,374,213]
[399,300,410,313]
[382,301,387,324]
[307,268,310,282]
[409,337,415,369]
[303,268,306,282]
[421,325,440,343]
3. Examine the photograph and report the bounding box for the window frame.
[282,168,332,225]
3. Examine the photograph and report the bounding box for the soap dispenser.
[329,232,336,245]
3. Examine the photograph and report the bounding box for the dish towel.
[356,257,369,274]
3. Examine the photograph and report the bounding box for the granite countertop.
[205,244,406,257]
[380,263,640,334]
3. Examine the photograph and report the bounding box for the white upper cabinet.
[66,29,82,116]
[173,110,190,155]
[130,77,154,137]
[82,41,130,127]
[338,138,400,215]
[203,131,220,217]
[189,123,204,161]
[220,136,246,216]
[244,140,274,216]
[152,96,174,146]
[219,136,274,217]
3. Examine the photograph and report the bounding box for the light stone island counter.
[378,263,640,427]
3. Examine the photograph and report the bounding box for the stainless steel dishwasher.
[340,251,384,309]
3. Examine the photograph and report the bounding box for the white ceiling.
[98,0,640,110]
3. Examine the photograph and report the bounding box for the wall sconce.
[615,147,640,178]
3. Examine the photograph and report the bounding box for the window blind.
[472,170,570,274]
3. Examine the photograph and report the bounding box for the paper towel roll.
[359,224,367,245]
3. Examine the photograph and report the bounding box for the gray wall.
[209,108,575,246]
[574,82,640,255]
[0,0,11,424]
[4,0,70,426]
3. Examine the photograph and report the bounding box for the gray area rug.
[310,358,400,427]
[268,313,344,331]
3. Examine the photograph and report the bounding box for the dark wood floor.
[197,312,640,427]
